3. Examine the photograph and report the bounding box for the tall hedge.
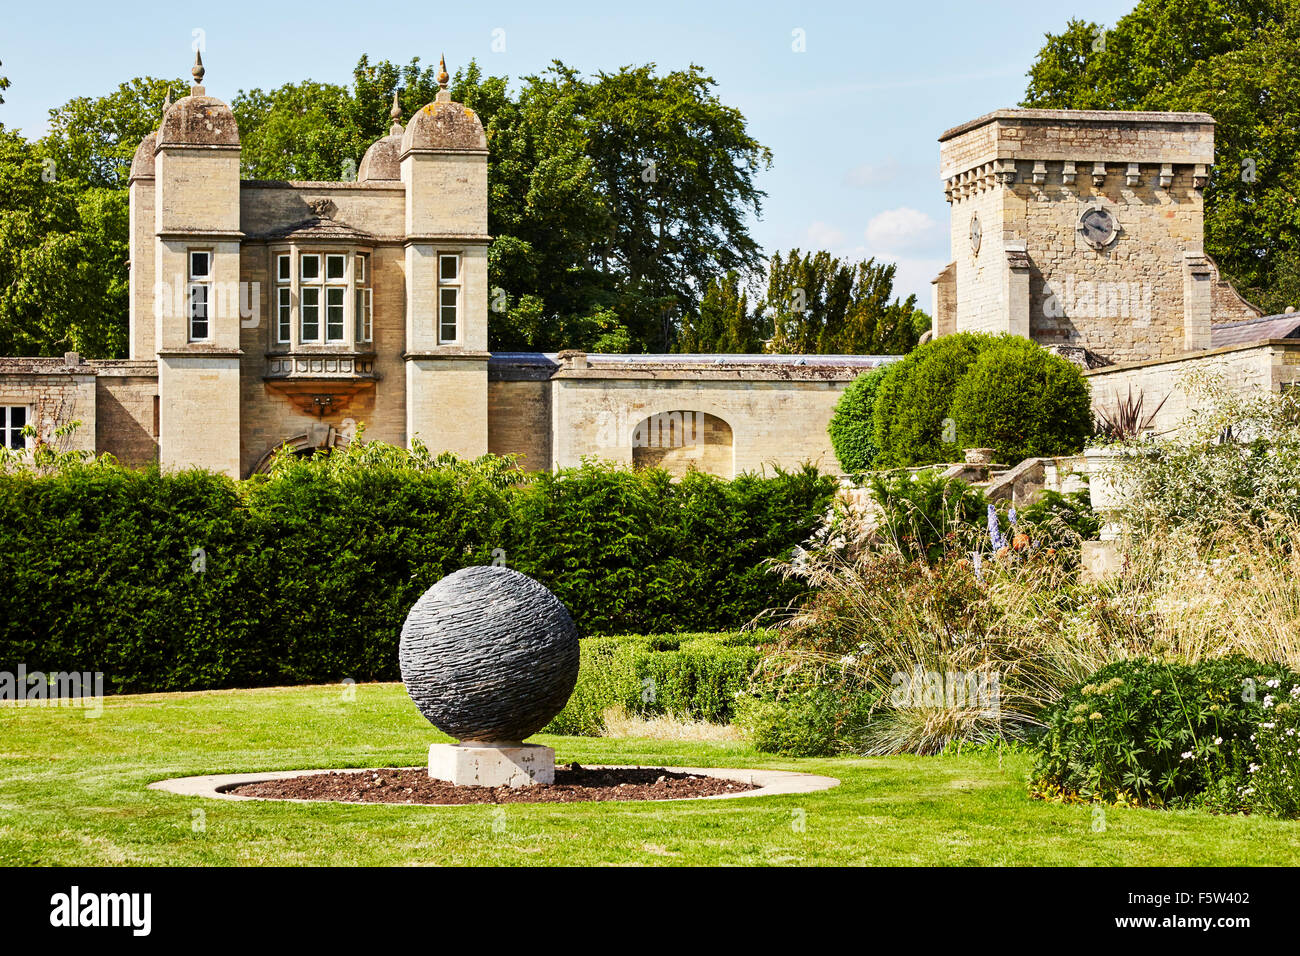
[866,333,1078,467]
[870,333,1014,466]
[827,366,888,472]
[0,456,834,692]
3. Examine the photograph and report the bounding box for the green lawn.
[1,682,1296,866]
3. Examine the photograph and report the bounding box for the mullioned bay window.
[269,248,374,351]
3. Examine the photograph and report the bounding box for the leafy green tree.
[0,128,128,356]
[1023,0,1300,310]
[39,76,182,187]
[675,271,764,352]
[233,80,357,181]
[567,63,771,351]
[763,249,923,354]
[0,60,10,105]
[483,66,613,351]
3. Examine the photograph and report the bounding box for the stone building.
[1,81,1290,475]
[0,55,885,479]
[932,108,1300,430]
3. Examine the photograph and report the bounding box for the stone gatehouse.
[0,63,1289,475]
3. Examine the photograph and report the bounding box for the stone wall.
[93,362,158,467]
[240,181,405,238]
[0,360,98,455]
[1085,340,1300,436]
[487,380,551,472]
[548,370,863,476]
[931,262,957,337]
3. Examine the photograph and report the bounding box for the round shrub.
[1031,656,1300,809]
[872,333,1034,467]
[950,343,1092,464]
[827,366,888,472]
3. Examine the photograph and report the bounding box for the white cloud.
[864,207,941,252]
[805,220,847,248]
[785,207,949,306]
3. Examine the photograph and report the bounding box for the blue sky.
[1,0,1137,306]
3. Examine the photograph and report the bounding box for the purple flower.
[987,504,1005,551]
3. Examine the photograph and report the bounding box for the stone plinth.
[428,742,555,788]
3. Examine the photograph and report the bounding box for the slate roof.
[1210,313,1300,348]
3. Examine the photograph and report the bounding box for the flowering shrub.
[1243,678,1300,818]
[1111,370,1300,533]
[1032,656,1300,813]
[868,470,989,563]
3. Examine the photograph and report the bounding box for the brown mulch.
[224,764,758,805]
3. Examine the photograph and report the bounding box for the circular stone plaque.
[399,566,580,743]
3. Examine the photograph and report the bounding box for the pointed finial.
[437,54,449,90]
[189,49,205,95]
[389,89,403,134]
[162,89,172,114]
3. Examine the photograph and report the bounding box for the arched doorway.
[251,423,352,475]
[631,410,734,478]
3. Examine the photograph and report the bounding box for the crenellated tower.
[935,109,1216,364]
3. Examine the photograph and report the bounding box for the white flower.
[1214,737,1223,746]
[1266,679,1281,689]
[1181,751,1194,760]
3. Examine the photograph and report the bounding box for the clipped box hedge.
[543,631,776,735]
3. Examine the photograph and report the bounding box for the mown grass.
[1,682,1297,866]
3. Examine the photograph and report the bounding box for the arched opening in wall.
[251,424,352,476]
[631,411,733,479]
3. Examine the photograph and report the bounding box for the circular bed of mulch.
[223,763,758,805]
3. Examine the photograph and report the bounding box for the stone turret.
[126,91,163,362]
[151,52,244,477]
[398,56,491,458]
[358,90,404,183]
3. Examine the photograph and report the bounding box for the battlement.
[940,108,1214,196]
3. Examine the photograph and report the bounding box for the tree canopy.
[763,249,926,355]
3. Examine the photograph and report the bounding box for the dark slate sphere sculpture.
[399,566,580,743]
